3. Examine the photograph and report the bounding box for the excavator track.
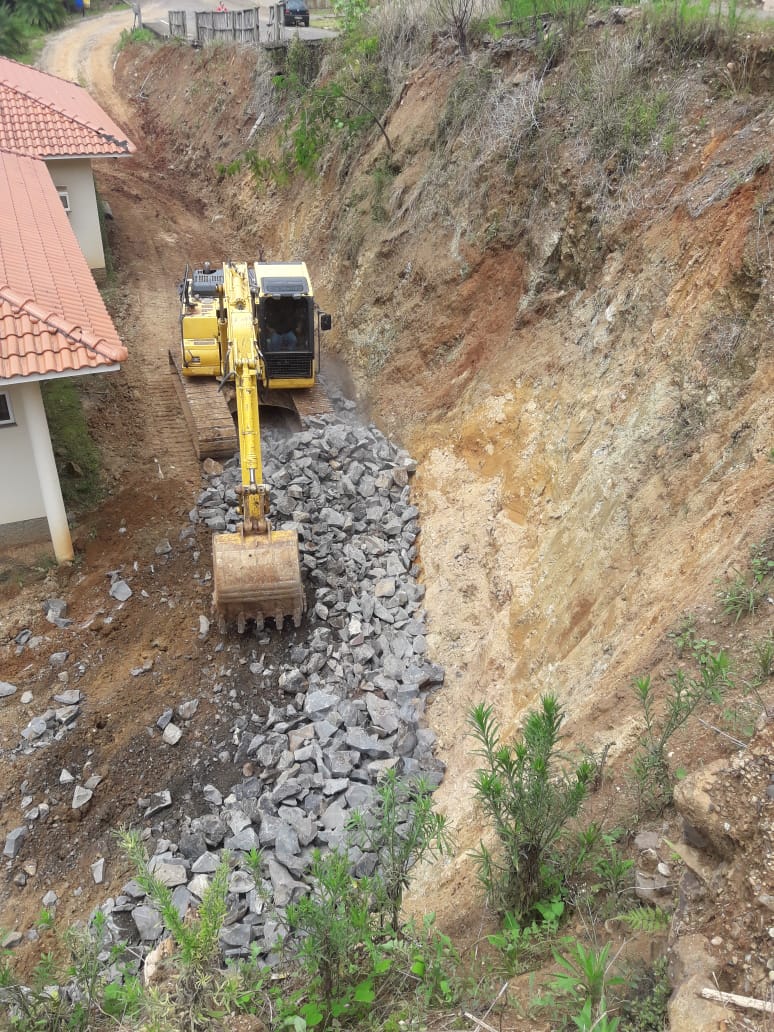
[169,348,238,460]
[289,383,333,420]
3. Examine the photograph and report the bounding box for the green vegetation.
[630,649,729,814]
[115,25,157,51]
[716,542,774,622]
[0,0,68,59]
[41,379,104,514]
[469,695,594,919]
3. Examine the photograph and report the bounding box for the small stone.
[49,652,69,667]
[72,786,93,809]
[199,615,210,638]
[711,936,723,947]
[163,723,183,745]
[109,579,132,602]
[91,858,105,884]
[53,690,81,706]
[1,931,22,949]
[4,826,28,858]
[144,790,172,817]
[203,784,223,806]
[155,539,172,556]
[22,717,48,740]
[177,699,199,721]
[0,681,18,699]
[153,863,188,888]
[229,870,256,894]
[41,890,58,907]
[133,904,163,940]
[191,852,219,874]
[20,691,33,705]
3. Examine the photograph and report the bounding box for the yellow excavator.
[177,259,331,632]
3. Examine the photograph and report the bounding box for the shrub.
[348,768,451,932]
[630,650,730,813]
[13,0,65,30]
[0,5,28,57]
[469,695,594,918]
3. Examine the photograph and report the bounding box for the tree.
[433,0,475,55]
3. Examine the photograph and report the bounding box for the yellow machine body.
[179,259,319,390]
[181,261,308,632]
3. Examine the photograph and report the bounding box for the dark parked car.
[283,0,309,26]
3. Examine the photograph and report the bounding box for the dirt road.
[40,9,241,490]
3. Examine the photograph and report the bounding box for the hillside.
[0,5,772,1029]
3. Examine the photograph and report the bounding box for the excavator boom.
[208,262,305,632]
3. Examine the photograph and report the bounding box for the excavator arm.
[211,263,305,633]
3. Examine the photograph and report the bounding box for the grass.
[40,379,104,514]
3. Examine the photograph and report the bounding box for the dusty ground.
[0,8,773,1029]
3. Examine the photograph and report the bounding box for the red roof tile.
[0,57,135,158]
[0,151,128,381]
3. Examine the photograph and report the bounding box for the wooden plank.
[168,350,237,460]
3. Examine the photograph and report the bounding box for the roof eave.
[0,363,123,388]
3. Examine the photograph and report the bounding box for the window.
[57,188,71,213]
[0,392,15,426]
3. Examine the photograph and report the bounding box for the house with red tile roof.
[0,61,134,562]
[0,55,135,279]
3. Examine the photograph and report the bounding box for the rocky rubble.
[81,413,447,967]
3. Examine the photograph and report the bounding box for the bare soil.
[0,10,772,1028]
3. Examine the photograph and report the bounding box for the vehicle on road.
[283,0,310,26]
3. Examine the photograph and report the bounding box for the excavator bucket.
[212,528,306,634]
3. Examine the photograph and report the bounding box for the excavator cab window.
[262,298,312,353]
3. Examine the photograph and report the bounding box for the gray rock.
[156,709,173,729]
[304,690,339,716]
[109,579,132,602]
[132,904,163,940]
[22,717,48,740]
[144,791,172,818]
[163,723,183,745]
[220,923,252,949]
[72,786,93,809]
[267,858,306,907]
[153,863,188,888]
[177,699,199,721]
[171,885,192,920]
[0,682,18,699]
[53,689,81,706]
[178,831,208,859]
[366,695,400,735]
[224,828,260,852]
[345,728,393,758]
[91,858,105,884]
[193,814,227,847]
[202,784,223,806]
[229,870,256,894]
[189,874,211,898]
[4,826,28,858]
[191,852,220,874]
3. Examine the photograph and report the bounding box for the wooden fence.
[168,8,262,44]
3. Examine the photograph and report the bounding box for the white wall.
[45,157,106,276]
[0,383,45,523]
